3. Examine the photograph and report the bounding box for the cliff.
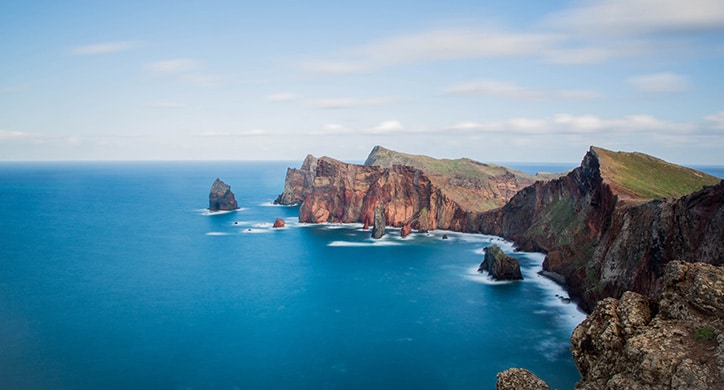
[209,178,238,211]
[570,261,724,389]
[480,146,722,312]
[274,147,551,231]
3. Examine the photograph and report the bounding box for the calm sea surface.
[0,161,718,389]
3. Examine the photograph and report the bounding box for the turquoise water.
[0,162,589,389]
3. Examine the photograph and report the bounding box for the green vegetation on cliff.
[592,146,720,200]
[365,145,541,180]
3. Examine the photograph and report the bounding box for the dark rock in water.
[371,202,385,239]
[209,178,238,211]
[496,368,550,390]
[570,261,724,390]
[400,222,412,238]
[442,234,448,240]
[478,244,523,281]
[273,218,286,228]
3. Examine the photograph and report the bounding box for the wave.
[205,232,230,236]
[199,208,246,216]
[240,228,271,234]
[463,266,514,285]
[328,239,402,247]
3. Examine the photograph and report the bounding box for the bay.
[0,162,587,389]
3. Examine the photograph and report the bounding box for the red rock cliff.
[479,147,723,312]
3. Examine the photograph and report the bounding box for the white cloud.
[548,0,724,37]
[303,28,556,74]
[366,120,404,134]
[310,123,355,135]
[148,59,197,73]
[444,113,696,135]
[704,112,724,130]
[313,97,397,109]
[69,41,134,55]
[628,72,689,93]
[146,58,221,88]
[443,80,601,101]
[0,130,25,139]
[264,92,299,102]
[542,47,616,64]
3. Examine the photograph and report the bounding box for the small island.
[208,178,238,211]
[478,244,523,281]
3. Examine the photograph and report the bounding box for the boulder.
[496,368,549,390]
[273,218,286,228]
[478,245,523,280]
[209,178,238,211]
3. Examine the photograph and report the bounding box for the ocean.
[0,161,718,389]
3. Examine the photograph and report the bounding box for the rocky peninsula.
[275,145,723,389]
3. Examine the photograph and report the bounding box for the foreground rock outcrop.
[478,244,523,280]
[496,368,549,390]
[209,178,238,211]
[570,261,724,389]
[480,147,722,311]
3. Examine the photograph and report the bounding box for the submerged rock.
[208,178,238,211]
[273,218,286,228]
[496,368,549,390]
[478,244,523,281]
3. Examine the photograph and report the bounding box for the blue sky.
[1,0,723,164]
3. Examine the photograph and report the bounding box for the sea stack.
[371,202,386,239]
[209,178,238,211]
[478,245,523,281]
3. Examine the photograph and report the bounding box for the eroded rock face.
[570,261,724,390]
[478,244,523,280]
[209,178,238,211]
[275,155,479,232]
[496,368,550,390]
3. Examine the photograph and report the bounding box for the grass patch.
[593,147,720,199]
[694,327,716,341]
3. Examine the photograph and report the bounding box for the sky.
[1,0,723,165]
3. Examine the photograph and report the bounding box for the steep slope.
[480,146,722,312]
